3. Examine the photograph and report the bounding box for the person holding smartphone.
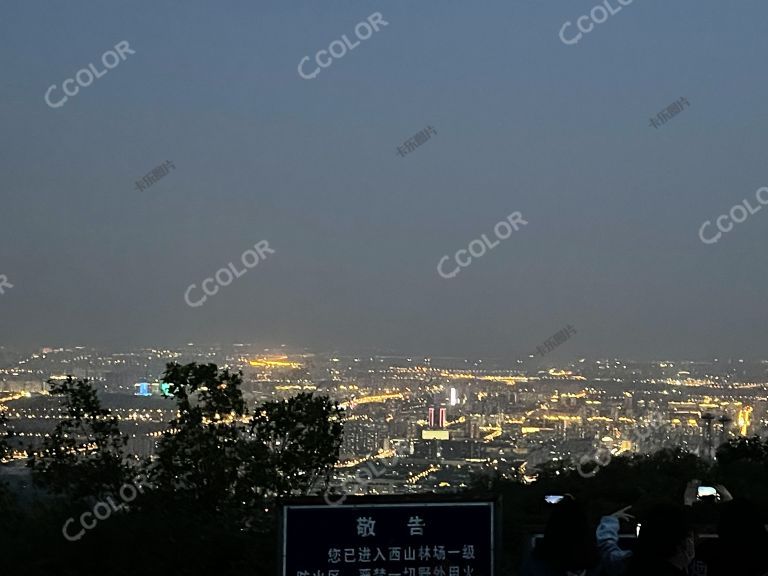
[596,506,634,576]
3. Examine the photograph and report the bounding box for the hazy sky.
[1,1,768,359]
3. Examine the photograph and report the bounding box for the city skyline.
[2,342,764,495]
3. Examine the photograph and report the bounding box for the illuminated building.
[134,382,151,397]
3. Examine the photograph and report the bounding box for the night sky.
[2,1,767,360]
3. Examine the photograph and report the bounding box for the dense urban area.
[1,344,764,493]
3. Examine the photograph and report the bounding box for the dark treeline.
[2,364,768,575]
[0,362,344,575]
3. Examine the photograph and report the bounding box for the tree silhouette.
[246,392,344,498]
[150,363,248,510]
[27,376,129,500]
[0,408,12,461]
[715,436,768,507]
[149,363,344,528]
[0,408,15,516]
